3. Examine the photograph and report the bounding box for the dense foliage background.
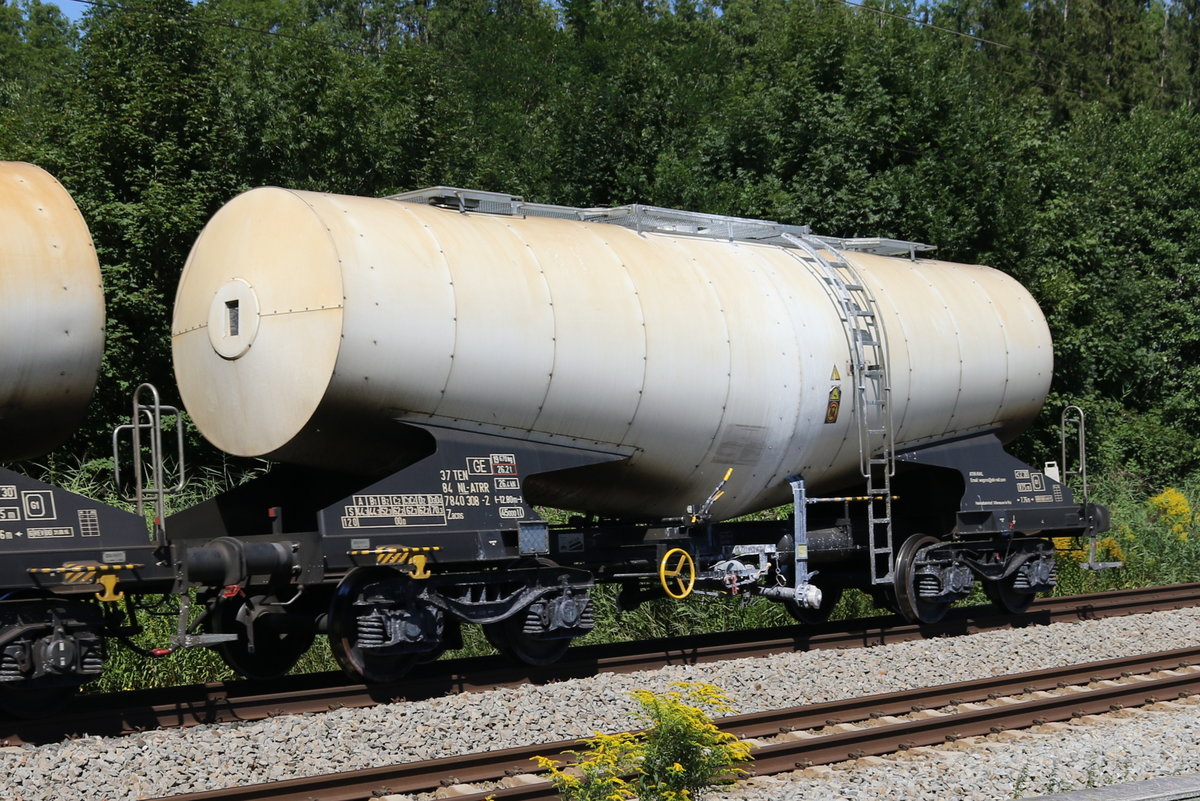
[3,0,1199,493]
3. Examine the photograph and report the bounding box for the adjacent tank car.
[163,186,1108,683]
[0,163,172,711]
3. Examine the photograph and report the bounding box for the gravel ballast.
[725,698,1200,800]
[3,606,1199,800]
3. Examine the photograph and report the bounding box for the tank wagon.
[0,163,172,711]
[162,185,1110,684]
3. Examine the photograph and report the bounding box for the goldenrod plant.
[535,682,752,801]
[1052,476,1200,596]
[1149,488,1195,542]
[534,731,641,801]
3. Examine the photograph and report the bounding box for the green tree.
[60,0,238,446]
[1017,106,1200,482]
[0,0,76,161]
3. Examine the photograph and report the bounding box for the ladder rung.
[867,428,887,435]
[872,517,891,525]
[867,487,891,495]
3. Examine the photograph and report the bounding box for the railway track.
[142,646,1200,801]
[6,582,1198,746]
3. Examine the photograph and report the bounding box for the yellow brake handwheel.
[659,547,696,599]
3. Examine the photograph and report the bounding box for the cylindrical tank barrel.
[0,162,104,461]
[172,187,1052,520]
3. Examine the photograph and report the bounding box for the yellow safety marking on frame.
[96,574,125,603]
[831,365,841,381]
[347,546,440,579]
[658,547,696,600]
[28,563,141,577]
[808,494,902,503]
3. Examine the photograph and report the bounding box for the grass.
[11,456,1197,692]
[1051,472,1200,596]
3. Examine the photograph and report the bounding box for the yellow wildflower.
[1149,487,1194,541]
[1053,536,1087,562]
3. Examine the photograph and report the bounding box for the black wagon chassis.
[0,465,173,699]
[160,415,1109,682]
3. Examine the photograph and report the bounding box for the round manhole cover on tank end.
[207,278,260,360]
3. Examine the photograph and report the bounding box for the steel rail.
[6,582,1198,745]
[142,645,1200,801]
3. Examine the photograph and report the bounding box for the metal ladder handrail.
[1060,405,1119,570]
[112,383,186,547]
[781,233,896,473]
[781,233,896,584]
[1060,405,1088,506]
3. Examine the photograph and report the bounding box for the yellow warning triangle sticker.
[830,365,841,381]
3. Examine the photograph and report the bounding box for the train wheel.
[208,595,316,680]
[327,567,420,684]
[892,534,950,625]
[785,584,844,624]
[983,575,1037,614]
[483,614,571,667]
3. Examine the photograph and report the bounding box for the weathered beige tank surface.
[0,162,104,461]
[172,186,1052,520]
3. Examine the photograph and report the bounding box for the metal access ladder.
[112,383,186,550]
[782,234,896,585]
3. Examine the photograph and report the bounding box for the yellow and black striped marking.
[808,494,901,503]
[347,546,441,579]
[28,562,141,580]
[27,563,142,602]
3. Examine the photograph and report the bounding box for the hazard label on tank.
[825,387,842,424]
